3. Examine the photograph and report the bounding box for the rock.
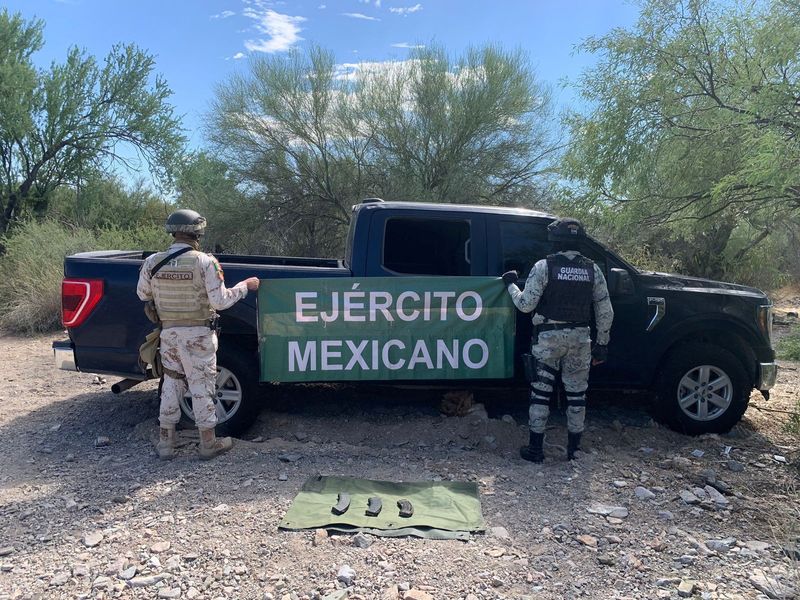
[587,504,628,518]
[672,457,693,469]
[127,574,167,587]
[403,591,434,600]
[95,436,111,447]
[484,547,506,558]
[577,535,598,547]
[312,529,328,547]
[73,564,90,577]
[118,566,137,580]
[605,535,622,544]
[51,572,70,586]
[691,449,704,458]
[186,589,200,599]
[749,571,796,599]
[278,472,288,481]
[706,538,736,552]
[489,526,510,539]
[699,468,716,483]
[613,480,628,488]
[727,459,745,472]
[657,578,681,587]
[65,453,76,462]
[490,575,504,587]
[744,540,771,552]
[158,589,181,599]
[704,485,730,506]
[337,565,356,586]
[635,486,656,500]
[501,414,516,425]
[150,541,171,553]
[678,580,697,597]
[381,586,399,600]
[0,547,13,557]
[278,453,302,462]
[678,555,696,565]
[211,503,229,512]
[93,575,114,589]
[639,447,655,454]
[658,510,674,521]
[679,490,700,505]
[773,455,787,464]
[352,533,372,549]
[322,591,348,600]
[83,531,104,547]
[598,554,615,566]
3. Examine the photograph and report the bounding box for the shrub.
[777,328,800,362]
[0,220,168,334]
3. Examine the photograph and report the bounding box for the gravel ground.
[0,330,798,600]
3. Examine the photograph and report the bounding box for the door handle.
[646,297,665,332]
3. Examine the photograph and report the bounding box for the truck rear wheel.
[178,343,261,436]
[654,342,750,435]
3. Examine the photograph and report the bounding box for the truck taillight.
[62,278,104,328]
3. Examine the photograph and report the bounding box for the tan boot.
[156,425,176,460]
[198,428,233,460]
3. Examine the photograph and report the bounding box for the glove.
[501,270,518,286]
[591,344,608,363]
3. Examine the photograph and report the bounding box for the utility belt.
[534,321,589,334]
[161,315,220,332]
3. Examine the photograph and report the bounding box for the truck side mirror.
[608,268,634,296]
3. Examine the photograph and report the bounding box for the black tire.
[654,342,750,435]
[178,342,261,437]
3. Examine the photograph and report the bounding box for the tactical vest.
[150,250,214,327]
[537,253,595,323]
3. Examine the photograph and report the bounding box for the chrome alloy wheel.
[179,366,242,425]
[677,365,733,422]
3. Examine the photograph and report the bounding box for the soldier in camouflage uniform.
[136,210,259,460]
[502,218,614,462]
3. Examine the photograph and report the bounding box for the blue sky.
[4,0,640,148]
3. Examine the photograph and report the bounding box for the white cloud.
[391,42,424,49]
[389,3,422,15]
[244,7,306,53]
[318,3,326,8]
[334,59,417,82]
[211,10,236,19]
[233,52,246,59]
[342,12,380,21]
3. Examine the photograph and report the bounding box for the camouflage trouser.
[529,327,592,434]
[159,327,219,430]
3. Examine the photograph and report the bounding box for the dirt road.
[0,333,797,600]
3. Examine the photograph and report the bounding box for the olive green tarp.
[279,475,485,540]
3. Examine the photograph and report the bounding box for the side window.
[500,221,551,276]
[578,242,608,276]
[383,218,471,275]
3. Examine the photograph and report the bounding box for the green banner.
[257,276,515,382]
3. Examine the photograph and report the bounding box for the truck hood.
[640,271,768,300]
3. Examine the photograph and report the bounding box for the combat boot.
[156,425,176,460]
[520,431,545,463]
[567,432,582,460]
[198,428,233,460]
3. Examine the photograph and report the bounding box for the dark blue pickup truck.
[54,200,777,435]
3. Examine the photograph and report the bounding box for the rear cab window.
[382,217,473,276]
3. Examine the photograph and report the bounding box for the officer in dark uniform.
[502,218,614,462]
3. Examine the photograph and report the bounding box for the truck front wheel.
[654,342,750,435]
[178,343,261,436]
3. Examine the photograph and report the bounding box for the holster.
[210,315,220,334]
[144,300,160,324]
[138,327,163,378]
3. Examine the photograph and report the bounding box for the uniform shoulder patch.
[211,257,224,281]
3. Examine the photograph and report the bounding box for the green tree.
[207,44,559,256]
[0,10,186,234]
[563,0,800,280]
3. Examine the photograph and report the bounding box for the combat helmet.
[547,217,586,242]
[165,209,206,237]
